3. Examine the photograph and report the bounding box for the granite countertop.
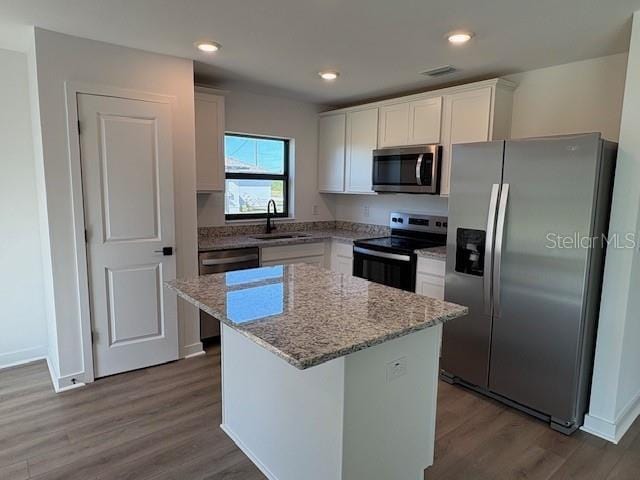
[166,263,467,369]
[199,228,448,260]
[198,229,382,252]
[415,245,447,260]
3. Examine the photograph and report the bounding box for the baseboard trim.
[0,346,47,370]
[182,341,204,359]
[46,357,86,393]
[582,392,640,444]
[185,350,206,359]
[221,423,279,480]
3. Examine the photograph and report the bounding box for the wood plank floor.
[1,345,638,480]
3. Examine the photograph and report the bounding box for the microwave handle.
[415,154,424,186]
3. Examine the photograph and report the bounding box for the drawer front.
[262,255,325,267]
[417,257,445,277]
[261,242,326,262]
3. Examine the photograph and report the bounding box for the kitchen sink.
[250,232,312,240]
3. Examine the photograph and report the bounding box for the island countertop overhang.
[166,263,467,369]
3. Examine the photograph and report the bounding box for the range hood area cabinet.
[195,88,226,192]
[378,96,442,148]
[317,78,515,196]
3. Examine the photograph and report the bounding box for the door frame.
[64,81,177,383]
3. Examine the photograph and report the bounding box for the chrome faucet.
[266,199,277,234]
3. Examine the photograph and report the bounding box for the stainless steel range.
[352,212,447,291]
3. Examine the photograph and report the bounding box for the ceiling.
[1,0,639,106]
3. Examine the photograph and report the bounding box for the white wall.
[333,194,448,226]
[508,53,628,142]
[0,47,48,368]
[197,89,334,227]
[584,12,640,444]
[30,28,200,389]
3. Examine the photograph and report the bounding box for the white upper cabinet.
[317,79,514,196]
[318,113,346,192]
[345,108,378,193]
[408,97,442,145]
[439,86,501,196]
[378,103,410,147]
[195,91,225,191]
[378,97,442,147]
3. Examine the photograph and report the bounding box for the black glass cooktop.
[353,236,445,255]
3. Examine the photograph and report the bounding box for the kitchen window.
[224,133,290,220]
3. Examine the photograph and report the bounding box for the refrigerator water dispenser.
[455,228,485,276]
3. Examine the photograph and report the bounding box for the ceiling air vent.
[420,65,457,78]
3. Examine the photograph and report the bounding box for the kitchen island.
[167,264,466,480]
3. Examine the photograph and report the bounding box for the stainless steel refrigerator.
[442,133,617,434]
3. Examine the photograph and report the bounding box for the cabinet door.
[409,97,442,145]
[415,273,445,300]
[334,256,353,275]
[378,103,410,147]
[345,108,378,193]
[195,93,225,191]
[318,114,346,192]
[440,87,493,196]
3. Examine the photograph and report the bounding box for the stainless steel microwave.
[372,144,442,194]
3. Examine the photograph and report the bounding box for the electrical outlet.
[363,205,370,218]
[312,205,319,216]
[386,356,407,383]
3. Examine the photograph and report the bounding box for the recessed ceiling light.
[447,31,474,45]
[319,71,339,81]
[195,40,221,53]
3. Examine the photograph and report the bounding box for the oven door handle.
[353,247,412,262]
[415,154,424,186]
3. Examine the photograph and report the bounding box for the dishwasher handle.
[201,254,259,266]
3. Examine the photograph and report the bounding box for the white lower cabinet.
[415,257,445,300]
[329,241,353,275]
[261,242,327,268]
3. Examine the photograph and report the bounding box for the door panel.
[79,93,178,378]
[409,97,442,145]
[318,114,346,192]
[195,92,225,191]
[345,108,378,193]
[489,134,601,422]
[378,103,410,147]
[440,87,493,195]
[442,141,504,388]
[107,264,163,345]
[100,115,159,241]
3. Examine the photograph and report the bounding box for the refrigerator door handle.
[484,184,500,315]
[493,183,510,317]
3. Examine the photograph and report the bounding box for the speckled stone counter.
[166,263,466,369]
[198,229,381,252]
[416,245,447,260]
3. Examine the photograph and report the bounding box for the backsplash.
[198,221,390,244]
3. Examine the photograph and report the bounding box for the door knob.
[154,247,174,256]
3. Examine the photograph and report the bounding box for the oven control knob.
[398,218,404,223]
[392,217,398,222]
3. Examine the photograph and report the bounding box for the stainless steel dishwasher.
[198,247,260,340]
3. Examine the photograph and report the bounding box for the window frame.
[224,133,290,221]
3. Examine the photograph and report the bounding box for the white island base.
[220,324,443,480]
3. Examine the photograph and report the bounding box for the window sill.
[225,217,296,225]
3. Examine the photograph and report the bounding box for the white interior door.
[78,93,178,378]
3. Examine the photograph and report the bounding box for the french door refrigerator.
[442,133,617,434]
